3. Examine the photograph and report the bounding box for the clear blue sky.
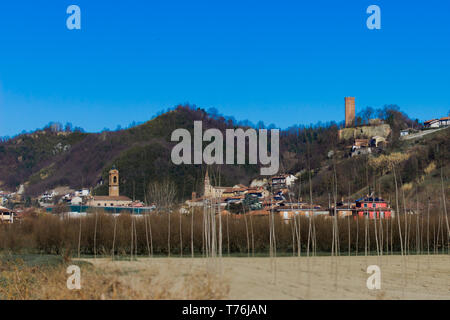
[1,0,449,137]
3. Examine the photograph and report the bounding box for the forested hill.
[0,104,447,207]
[0,105,264,199]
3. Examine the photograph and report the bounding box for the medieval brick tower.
[109,166,119,197]
[345,97,355,127]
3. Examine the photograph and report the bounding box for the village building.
[400,129,410,137]
[86,166,132,207]
[71,196,83,205]
[185,192,205,207]
[203,170,228,199]
[439,116,450,127]
[354,139,369,147]
[0,206,14,224]
[424,116,449,128]
[351,138,371,157]
[355,196,392,219]
[370,136,386,147]
[424,119,439,128]
[74,189,90,197]
[269,174,297,191]
[0,191,9,206]
[276,203,329,221]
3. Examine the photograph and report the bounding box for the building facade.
[87,167,132,207]
[203,170,227,198]
[355,196,391,219]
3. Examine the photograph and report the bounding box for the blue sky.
[0,0,449,136]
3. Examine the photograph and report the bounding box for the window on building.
[113,176,117,183]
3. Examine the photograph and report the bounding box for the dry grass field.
[1,253,449,299]
[85,255,450,300]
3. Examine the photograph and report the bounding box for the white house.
[285,174,298,187]
[439,116,450,127]
[40,191,56,202]
[71,196,83,205]
[400,130,410,137]
[424,119,439,128]
[0,206,14,224]
[74,189,90,197]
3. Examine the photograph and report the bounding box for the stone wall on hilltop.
[338,124,391,140]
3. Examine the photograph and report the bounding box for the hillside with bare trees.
[0,104,448,211]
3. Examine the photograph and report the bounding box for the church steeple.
[204,168,211,197]
[109,166,119,197]
[205,168,210,184]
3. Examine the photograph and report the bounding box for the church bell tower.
[109,166,119,197]
[204,169,212,198]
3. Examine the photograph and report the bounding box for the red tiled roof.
[249,210,270,216]
[91,196,132,201]
[0,207,14,213]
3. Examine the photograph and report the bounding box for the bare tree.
[148,179,177,257]
[147,179,177,212]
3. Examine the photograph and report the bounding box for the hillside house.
[0,191,9,206]
[75,189,90,197]
[439,116,450,127]
[351,138,373,157]
[0,206,14,224]
[424,119,439,128]
[370,136,386,147]
[270,174,297,191]
[400,130,410,137]
[40,190,56,202]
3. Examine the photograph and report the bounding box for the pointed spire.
[204,167,211,198]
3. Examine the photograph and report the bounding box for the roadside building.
[424,119,440,128]
[400,130,410,137]
[439,116,450,127]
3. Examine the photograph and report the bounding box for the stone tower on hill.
[345,97,355,127]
